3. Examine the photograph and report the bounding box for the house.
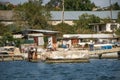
[89,23,120,33]
[15,29,59,48]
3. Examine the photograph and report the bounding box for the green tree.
[14,1,50,30]
[0,23,10,36]
[45,0,62,11]
[52,23,75,35]
[74,13,100,29]
[45,0,96,11]
[64,0,96,11]
[117,12,120,23]
[108,2,120,10]
[0,2,14,10]
[101,17,111,23]
[0,32,13,46]
[115,28,120,37]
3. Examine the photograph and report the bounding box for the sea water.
[0,59,120,80]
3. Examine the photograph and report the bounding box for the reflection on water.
[0,59,120,80]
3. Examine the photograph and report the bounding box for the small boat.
[43,50,89,63]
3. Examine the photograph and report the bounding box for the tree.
[52,23,74,35]
[115,28,120,37]
[74,13,100,29]
[0,2,14,10]
[117,12,120,23]
[45,0,62,11]
[108,2,120,10]
[101,17,111,23]
[13,1,51,30]
[64,0,96,11]
[45,0,96,11]
[0,32,13,46]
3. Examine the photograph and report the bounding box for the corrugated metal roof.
[63,34,115,38]
[50,11,120,20]
[0,10,119,21]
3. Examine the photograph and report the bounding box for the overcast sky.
[0,0,120,7]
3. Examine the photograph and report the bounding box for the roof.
[0,10,119,21]
[27,29,59,34]
[63,34,115,39]
[50,11,120,20]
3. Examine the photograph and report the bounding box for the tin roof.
[0,10,119,21]
[50,11,120,20]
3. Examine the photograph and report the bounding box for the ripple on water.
[0,59,120,80]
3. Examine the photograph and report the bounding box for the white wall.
[106,23,120,32]
[50,21,74,25]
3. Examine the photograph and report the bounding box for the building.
[15,29,59,48]
[50,11,120,25]
[1,10,120,32]
[61,34,118,48]
[89,23,120,33]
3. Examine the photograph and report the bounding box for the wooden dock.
[0,54,24,62]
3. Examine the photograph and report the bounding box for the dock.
[0,54,24,62]
[0,47,120,62]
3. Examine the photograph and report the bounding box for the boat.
[42,50,89,63]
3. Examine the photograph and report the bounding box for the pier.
[0,54,24,62]
[0,47,120,62]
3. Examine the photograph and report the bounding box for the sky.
[0,0,120,7]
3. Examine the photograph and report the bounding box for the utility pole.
[109,0,112,22]
[62,0,64,23]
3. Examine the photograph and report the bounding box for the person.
[89,40,94,51]
[28,47,35,61]
[47,42,53,51]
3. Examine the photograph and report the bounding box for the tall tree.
[45,0,96,11]
[13,0,51,30]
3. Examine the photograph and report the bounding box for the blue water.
[0,59,120,80]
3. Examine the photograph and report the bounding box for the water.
[0,59,120,80]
